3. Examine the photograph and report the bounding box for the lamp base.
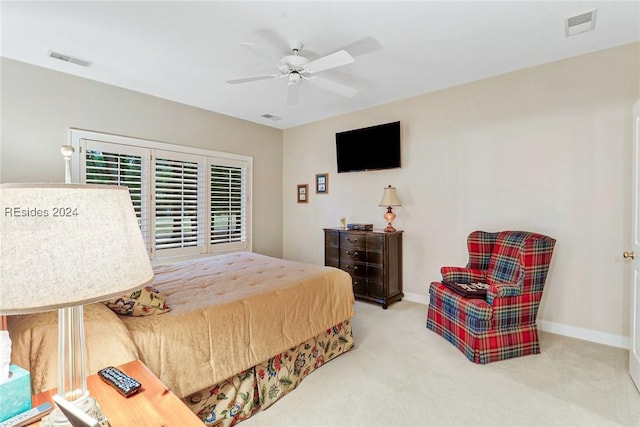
[383,207,397,233]
[42,396,108,427]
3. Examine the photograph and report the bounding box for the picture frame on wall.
[297,184,308,203]
[315,173,329,194]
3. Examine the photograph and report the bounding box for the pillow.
[104,286,170,316]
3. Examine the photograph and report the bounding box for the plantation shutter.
[74,130,252,259]
[81,140,150,248]
[153,151,205,256]
[210,158,248,249]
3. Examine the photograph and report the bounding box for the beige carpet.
[243,300,640,427]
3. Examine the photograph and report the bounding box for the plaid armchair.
[426,230,556,364]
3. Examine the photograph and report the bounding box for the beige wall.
[283,43,640,344]
[0,58,284,258]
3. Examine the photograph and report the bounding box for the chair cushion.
[429,282,492,320]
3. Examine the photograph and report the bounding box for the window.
[72,130,252,260]
[210,161,246,245]
[153,151,203,257]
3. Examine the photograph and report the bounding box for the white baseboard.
[403,293,630,350]
[403,291,429,305]
[538,320,630,349]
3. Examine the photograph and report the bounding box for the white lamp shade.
[0,183,154,315]
[379,185,401,207]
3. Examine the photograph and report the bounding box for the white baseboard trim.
[538,320,630,349]
[403,291,429,305]
[402,293,630,349]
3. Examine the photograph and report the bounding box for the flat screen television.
[336,121,401,173]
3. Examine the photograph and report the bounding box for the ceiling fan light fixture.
[228,37,358,103]
[288,73,302,85]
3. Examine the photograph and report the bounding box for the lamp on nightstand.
[0,148,153,426]
[379,185,402,232]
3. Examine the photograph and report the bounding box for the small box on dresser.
[324,228,403,309]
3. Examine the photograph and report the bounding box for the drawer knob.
[345,264,358,270]
[345,250,359,257]
[347,238,358,243]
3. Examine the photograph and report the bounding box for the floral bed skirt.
[183,319,354,426]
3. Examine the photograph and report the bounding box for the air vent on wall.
[260,114,282,121]
[565,9,597,37]
[48,51,91,67]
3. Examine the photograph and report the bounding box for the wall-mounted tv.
[336,121,401,173]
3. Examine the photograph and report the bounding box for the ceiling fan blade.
[226,75,277,84]
[337,36,382,57]
[254,29,290,56]
[304,50,354,74]
[239,42,281,62]
[286,83,300,105]
[309,77,358,98]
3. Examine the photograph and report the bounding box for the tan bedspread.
[8,253,354,398]
[121,252,354,398]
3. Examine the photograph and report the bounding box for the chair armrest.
[441,267,486,283]
[487,283,521,304]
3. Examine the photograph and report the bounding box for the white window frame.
[70,129,252,262]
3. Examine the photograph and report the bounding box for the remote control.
[98,366,141,397]
[0,402,53,427]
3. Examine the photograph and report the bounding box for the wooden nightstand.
[29,360,203,426]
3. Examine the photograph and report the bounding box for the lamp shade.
[0,183,154,315]
[379,185,401,207]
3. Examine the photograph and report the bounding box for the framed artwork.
[315,173,329,194]
[297,184,309,203]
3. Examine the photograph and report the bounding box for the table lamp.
[378,185,402,232]
[0,159,153,424]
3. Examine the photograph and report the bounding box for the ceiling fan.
[226,40,358,105]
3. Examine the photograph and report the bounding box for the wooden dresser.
[324,228,403,309]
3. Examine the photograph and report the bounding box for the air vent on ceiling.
[48,51,91,67]
[261,114,282,121]
[565,9,597,37]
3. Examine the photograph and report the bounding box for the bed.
[8,252,355,426]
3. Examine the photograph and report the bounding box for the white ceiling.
[2,1,639,129]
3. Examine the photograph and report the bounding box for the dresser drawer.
[366,280,384,298]
[326,246,340,260]
[341,248,366,263]
[366,265,383,282]
[325,258,339,268]
[340,261,366,278]
[352,277,366,296]
[340,233,365,250]
[366,251,383,265]
[366,235,384,251]
[325,230,339,248]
